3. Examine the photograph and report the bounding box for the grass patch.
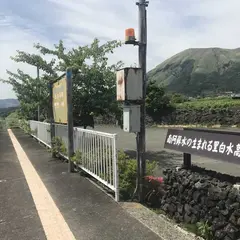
[148,207,213,239]
[148,208,198,234]
[181,223,198,235]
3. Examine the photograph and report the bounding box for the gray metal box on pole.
[116,67,143,101]
[123,105,140,133]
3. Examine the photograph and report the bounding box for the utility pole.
[37,66,40,121]
[117,0,148,202]
[136,0,148,202]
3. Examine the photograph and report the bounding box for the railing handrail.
[74,127,117,138]
[52,123,117,138]
[29,120,50,125]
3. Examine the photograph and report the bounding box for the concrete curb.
[155,124,239,129]
[120,202,204,240]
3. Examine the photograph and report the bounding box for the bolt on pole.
[136,0,148,202]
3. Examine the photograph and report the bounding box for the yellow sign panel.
[52,77,68,123]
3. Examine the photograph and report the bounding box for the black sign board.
[164,128,240,165]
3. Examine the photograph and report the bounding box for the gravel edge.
[120,202,204,240]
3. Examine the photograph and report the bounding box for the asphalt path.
[94,125,240,177]
[0,130,47,240]
[0,129,161,240]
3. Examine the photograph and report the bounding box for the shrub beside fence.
[29,120,119,201]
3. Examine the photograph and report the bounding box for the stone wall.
[162,107,240,126]
[145,166,240,240]
[94,107,240,127]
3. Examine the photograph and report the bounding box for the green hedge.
[176,97,240,110]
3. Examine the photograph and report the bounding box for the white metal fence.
[55,123,69,150]
[29,120,119,201]
[29,121,51,147]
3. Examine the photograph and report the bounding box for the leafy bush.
[51,137,67,157]
[19,120,32,134]
[144,176,165,207]
[71,150,82,164]
[177,97,240,110]
[0,118,5,129]
[196,221,213,240]
[118,151,156,200]
[146,81,174,122]
[5,112,19,128]
[169,93,188,104]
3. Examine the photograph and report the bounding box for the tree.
[146,81,173,122]
[1,69,51,120]
[169,93,187,104]
[1,38,123,126]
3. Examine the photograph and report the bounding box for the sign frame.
[164,128,240,166]
[49,69,74,173]
[52,73,68,124]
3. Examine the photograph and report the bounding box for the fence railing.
[29,120,119,201]
[54,123,69,151]
[29,121,51,147]
[74,127,118,193]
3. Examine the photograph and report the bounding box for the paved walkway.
[0,129,160,240]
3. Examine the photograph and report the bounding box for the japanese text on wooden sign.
[52,77,67,123]
[164,128,240,165]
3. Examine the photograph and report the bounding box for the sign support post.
[66,68,74,173]
[49,81,55,157]
[183,153,191,169]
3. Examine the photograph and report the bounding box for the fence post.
[113,134,119,201]
[183,152,191,169]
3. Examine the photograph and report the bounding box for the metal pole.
[37,66,40,121]
[49,82,56,158]
[113,134,119,202]
[66,68,74,173]
[136,0,148,202]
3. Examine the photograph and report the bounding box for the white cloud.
[0,12,52,99]
[0,25,36,99]
[1,0,240,99]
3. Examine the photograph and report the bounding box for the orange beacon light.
[125,28,136,44]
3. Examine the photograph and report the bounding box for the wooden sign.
[52,77,67,123]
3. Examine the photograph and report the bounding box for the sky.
[0,0,240,99]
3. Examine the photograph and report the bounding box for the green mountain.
[0,99,19,118]
[0,99,19,108]
[148,48,240,96]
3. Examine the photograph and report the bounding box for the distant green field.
[176,97,240,109]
